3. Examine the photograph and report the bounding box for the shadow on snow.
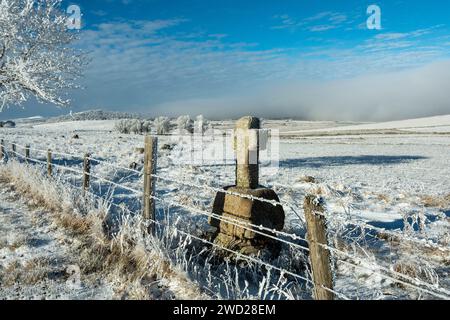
[280,155,427,168]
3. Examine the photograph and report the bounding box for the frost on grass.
[0,162,204,299]
[0,161,314,300]
[1,117,449,300]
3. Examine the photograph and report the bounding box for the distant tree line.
[48,110,140,123]
[115,115,210,135]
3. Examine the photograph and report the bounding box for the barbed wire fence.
[0,136,449,300]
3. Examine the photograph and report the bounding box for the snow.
[0,0,84,109]
[0,115,449,300]
[33,120,117,131]
[46,110,140,123]
[0,183,114,299]
[283,114,450,134]
[2,116,448,232]
[13,116,45,122]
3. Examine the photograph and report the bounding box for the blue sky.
[2,0,450,120]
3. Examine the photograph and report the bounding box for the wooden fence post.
[83,153,91,192]
[304,195,334,300]
[11,143,16,158]
[47,149,52,177]
[143,136,158,233]
[0,139,4,160]
[25,145,30,163]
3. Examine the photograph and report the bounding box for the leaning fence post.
[47,149,52,177]
[25,145,30,163]
[304,195,334,300]
[143,136,158,233]
[0,139,4,160]
[83,153,91,192]
[11,143,16,158]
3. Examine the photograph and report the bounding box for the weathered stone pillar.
[210,116,285,257]
[235,116,260,189]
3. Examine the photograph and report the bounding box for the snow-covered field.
[0,115,449,300]
[282,114,450,135]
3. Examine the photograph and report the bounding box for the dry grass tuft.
[0,234,28,251]
[376,193,390,203]
[56,212,92,236]
[22,257,52,285]
[298,176,316,183]
[0,161,201,299]
[393,262,420,279]
[0,260,22,286]
[393,261,439,288]
[0,258,51,286]
[1,159,349,300]
[420,194,450,209]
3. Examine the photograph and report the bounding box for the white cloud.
[272,11,349,32]
[304,11,335,22]
[65,19,450,121]
[309,25,337,32]
[329,14,347,24]
[373,26,444,41]
[374,33,408,40]
[150,60,450,121]
[271,14,304,31]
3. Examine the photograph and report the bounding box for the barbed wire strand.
[65,182,350,300]
[73,163,450,299]
[338,259,449,300]
[4,141,450,299]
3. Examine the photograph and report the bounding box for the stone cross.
[211,116,285,256]
[234,116,260,189]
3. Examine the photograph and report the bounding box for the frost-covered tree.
[142,120,152,133]
[195,114,208,134]
[154,116,170,135]
[114,119,130,134]
[115,119,154,134]
[176,115,193,134]
[130,119,143,134]
[0,0,86,110]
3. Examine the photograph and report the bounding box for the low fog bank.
[2,60,449,122]
[150,60,450,121]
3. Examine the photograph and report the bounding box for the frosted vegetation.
[176,115,194,134]
[48,110,140,123]
[115,119,152,135]
[0,0,86,110]
[0,0,448,301]
[0,116,449,300]
[114,115,209,135]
